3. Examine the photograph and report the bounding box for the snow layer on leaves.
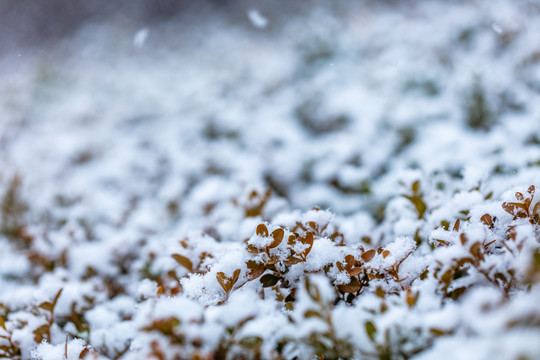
[1,1,540,359]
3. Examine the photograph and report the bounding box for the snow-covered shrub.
[1,1,540,359]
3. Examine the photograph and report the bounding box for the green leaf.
[304,310,322,318]
[260,274,279,287]
[412,180,420,195]
[365,321,377,342]
[240,336,263,348]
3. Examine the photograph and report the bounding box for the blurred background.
[0,0,325,52]
[1,0,540,230]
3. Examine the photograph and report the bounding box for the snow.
[1,1,540,359]
[247,10,269,29]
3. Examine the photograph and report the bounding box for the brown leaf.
[300,232,314,246]
[39,302,54,313]
[361,249,376,262]
[382,250,390,259]
[528,185,535,197]
[460,233,468,246]
[33,324,50,343]
[246,260,265,280]
[337,277,361,293]
[344,255,355,270]
[299,232,314,260]
[433,239,451,247]
[247,243,264,254]
[283,256,303,265]
[172,254,193,272]
[533,202,540,223]
[269,228,284,248]
[480,214,493,228]
[348,267,363,276]
[79,348,90,359]
[502,202,516,216]
[287,234,297,245]
[231,269,241,286]
[508,202,529,211]
[52,289,63,307]
[515,192,524,201]
[453,218,460,232]
[216,269,241,295]
[406,289,419,308]
[256,224,268,237]
[470,242,483,261]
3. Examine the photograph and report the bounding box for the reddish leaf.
[79,348,90,359]
[361,249,376,262]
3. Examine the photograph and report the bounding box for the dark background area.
[0,0,320,53]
